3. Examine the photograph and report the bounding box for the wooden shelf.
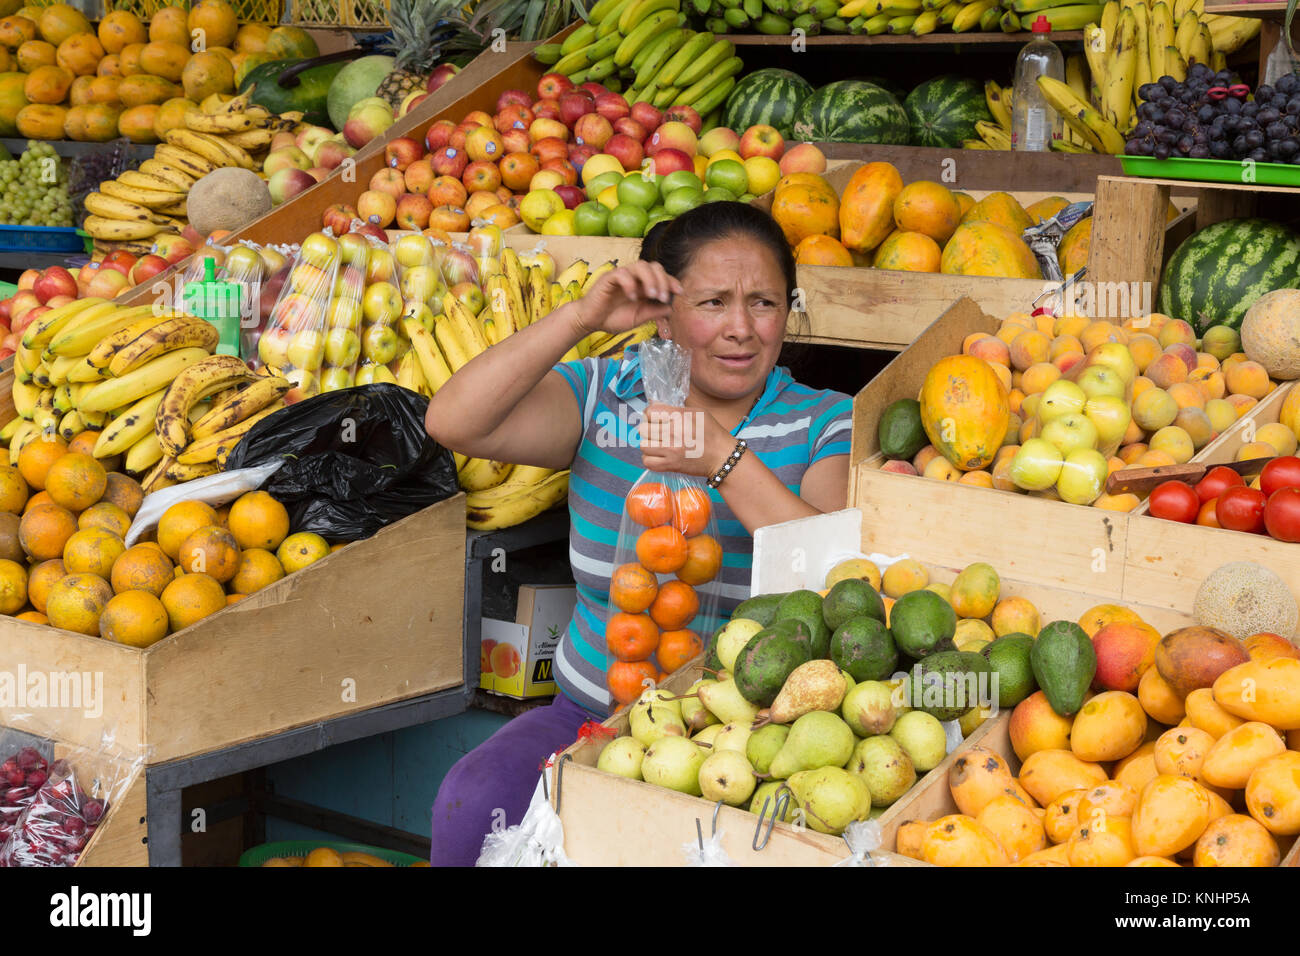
[726,29,1083,45]
[1204,2,1288,15]
[1104,173,1300,194]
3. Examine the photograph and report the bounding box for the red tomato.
[1194,465,1244,503]
[1216,485,1268,533]
[1264,487,1300,542]
[1196,498,1221,527]
[1260,456,1300,498]
[1149,480,1200,522]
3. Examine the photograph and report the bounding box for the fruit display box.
[749,161,1195,351]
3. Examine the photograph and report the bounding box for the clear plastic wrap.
[604,339,723,713]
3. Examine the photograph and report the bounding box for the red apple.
[531,136,569,165]
[24,305,49,327]
[648,147,693,175]
[594,92,630,123]
[613,117,646,142]
[739,123,785,160]
[540,157,578,186]
[0,298,11,324]
[98,259,132,278]
[425,119,457,153]
[647,121,698,156]
[567,142,597,174]
[558,89,595,128]
[494,103,534,136]
[427,63,460,93]
[532,98,561,122]
[86,268,129,299]
[11,290,40,319]
[384,136,425,171]
[32,267,77,304]
[431,146,468,178]
[502,127,530,154]
[314,139,355,171]
[369,167,407,200]
[129,254,169,286]
[664,105,702,135]
[16,269,38,291]
[321,203,358,235]
[153,234,196,265]
[573,112,613,149]
[630,101,662,132]
[496,88,531,112]
[604,133,644,172]
[553,184,585,210]
[353,221,389,243]
[537,73,573,100]
[580,82,608,99]
[396,193,434,231]
[44,295,73,309]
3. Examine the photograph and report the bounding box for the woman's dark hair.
[639,201,797,306]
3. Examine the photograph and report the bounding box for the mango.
[1067,815,1137,867]
[1042,790,1087,844]
[1008,690,1073,761]
[1131,775,1212,857]
[948,746,1015,817]
[1244,751,1300,835]
[1212,657,1300,730]
[1019,749,1108,806]
[1193,814,1281,867]
[1185,687,1245,739]
[1076,782,1138,821]
[921,814,1009,866]
[1016,842,1072,865]
[1200,722,1286,790]
[976,794,1046,862]
[894,819,928,860]
[1154,625,1249,699]
[1114,741,1160,793]
[1153,726,1215,779]
[950,562,1000,619]
[1070,690,1147,762]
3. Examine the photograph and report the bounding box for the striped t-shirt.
[551,344,853,717]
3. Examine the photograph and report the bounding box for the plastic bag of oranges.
[605,339,723,713]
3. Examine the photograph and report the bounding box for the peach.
[988,361,1012,393]
[1224,359,1270,399]
[1094,492,1141,512]
[1145,353,1188,388]
[1119,443,1148,464]
[1148,425,1194,463]
[1054,352,1086,376]
[1053,313,1088,338]
[1018,416,1038,444]
[1237,440,1277,462]
[1244,633,1300,662]
[1093,623,1160,693]
[1196,351,1220,371]
[1009,330,1051,371]
[1021,393,1041,419]
[1020,362,1061,395]
[1189,367,1226,402]
[1166,381,1205,410]
[777,142,826,175]
[923,456,960,481]
[1131,388,1177,432]
[1007,387,1025,416]
[1226,394,1258,416]
[1080,321,1125,353]
[1204,399,1236,434]
[490,642,520,678]
[1163,342,1198,372]
[1130,375,1153,399]
[1049,334,1083,361]
[1127,333,1161,372]
[1136,449,1178,467]
[991,456,1020,492]
[967,335,1010,367]
[1157,318,1196,347]
[958,469,994,488]
[912,445,940,472]
[1172,407,1213,449]
[995,325,1023,346]
[880,460,917,476]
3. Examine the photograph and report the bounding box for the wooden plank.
[814,145,1128,194]
[1195,188,1258,230]
[1088,176,1169,295]
[726,31,1084,44]
[77,768,147,868]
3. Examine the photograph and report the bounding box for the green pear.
[715,618,765,671]
[842,680,898,737]
[697,677,760,725]
[596,736,645,779]
[629,702,687,748]
[848,735,916,807]
[787,767,872,835]
[714,721,752,754]
[959,704,991,738]
[698,750,757,806]
[637,686,683,721]
[681,679,719,733]
[883,676,911,715]
[888,710,948,772]
[841,669,856,692]
[692,724,724,747]
[745,723,789,776]
[768,711,856,779]
[642,736,706,795]
[749,780,795,821]
[769,659,847,724]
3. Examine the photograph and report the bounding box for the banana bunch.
[464,466,572,531]
[83,90,303,246]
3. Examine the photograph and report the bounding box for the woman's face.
[658,236,788,403]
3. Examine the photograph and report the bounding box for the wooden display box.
[0,493,467,765]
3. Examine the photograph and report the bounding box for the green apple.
[573,200,609,236]
[362,281,402,326]
[327,296,362,332]
[361,323,400,365]
[699,186,736,203]
[287,329,325,371]
[704,158,749,197]
[585,170,623,200]
[659,169,701,197]
[1009,437,1064,491]
[1039,412,1099,457]
[608,203,648,237]
[644,210,673,234]
[663,185,702,216]
[1084,394,1132,447]
[1056,447,1108,504]
[319,366,354,392]
[324,327,360,368]
[616,175,659,210]
[1075,364,1127,401]
[1037,379,1088,423]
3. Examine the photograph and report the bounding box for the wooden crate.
[0,493,467,765]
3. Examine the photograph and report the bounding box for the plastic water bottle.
[1011,14,1065,152]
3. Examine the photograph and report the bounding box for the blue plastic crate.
[0,224,86,255]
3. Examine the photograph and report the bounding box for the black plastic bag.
[222,384,458,540]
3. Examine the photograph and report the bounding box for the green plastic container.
[0,281,16,299]
[238,840,426,867]
[1120,155,1300,187]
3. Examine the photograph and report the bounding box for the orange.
[44,452,106,511]
[625,482,672,527]
[226,490,290,550]
[672,486,711,536]
[45,573,114,636]
[62,527,125,578]
[99,589,169,648]
[17,434,68,490]
[160,572,226,632]
[648,579,699,630]
[0,465,29,514]
[23,490,53,513]
[27,558,64,613]
[609,562,658,614]
[16,611,48,625]
[226,593,245,604]
[635,525,688,574]
[101,472,144,517]
[0,558,27,614]
[18,502,78,561]
[608,659,660,707]
[213,504,230,529]
[229,548,284,594]
[66,430,100,458]
[175,525,240,582]
[303,846,344,867]
[78,501,131,538]
[605,611,659,662]
[276,531,329,573]
[676,533,721,586]
[656,628,703,673]
[110,544,174,596]
[157,500,219,559]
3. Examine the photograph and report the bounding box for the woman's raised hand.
[570,261,684,337]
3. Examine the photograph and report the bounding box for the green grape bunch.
[0,141,75,229]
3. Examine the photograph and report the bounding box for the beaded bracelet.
[707,439,748,489]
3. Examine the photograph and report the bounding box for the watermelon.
[1158,218,1300,334]
[794,80,910,145]
[854,74,909,102]
[723,68,814,140]
[904,75,992,149]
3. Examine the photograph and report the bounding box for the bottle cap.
[1032,13,1050,32]
[182,255,242,358]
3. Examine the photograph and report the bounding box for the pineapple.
[377,0,479,111]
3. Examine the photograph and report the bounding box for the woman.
[426,202,852,866]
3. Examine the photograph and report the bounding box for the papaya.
[962,191,1033,234]
[771,183,839,247]
[838,161,903,253]
[0,71,31,136]
[872,230,941,272]
[1058,216,1091,276]
[918,355,1010,471]
[1024,195,1068,225]
[940,221,1040,279]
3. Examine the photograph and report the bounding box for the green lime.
[663,186,703,216]
[608,203,649,237]
[573,200,609,236]
[700,186,737,204]
[704,158,749,196]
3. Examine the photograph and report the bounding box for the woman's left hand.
[639,402,733,478]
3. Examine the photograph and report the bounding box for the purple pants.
[430,692,596,866]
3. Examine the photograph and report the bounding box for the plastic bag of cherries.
[0,753,111,868]
[0,745,51,848]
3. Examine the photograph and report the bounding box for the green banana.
[619,0,679,34]
[978,3,1001,29]
[808,0,840,14]
[911,9,940,32]
[792,12,821,30]
[864,11,891,31]
[614,8,679,67]
[597,0,636,34]
[632,26,684,74]
[689,75,736,116]
[588,53,619,79]
[561,22,598,54]
[675,36,735,86]
[1000,9,1021,31]
[704,15,729,30]
[822,15,852,30]
[533,43,562,64]
[743,0,763,17]
[655,30,715,86]
[678,56,744,107]
[754,11,792,30]
[653,85,681,107]
[553,31,622,75]
[887,13,916,30]
[588,0,629,23]
[722,6,750,26]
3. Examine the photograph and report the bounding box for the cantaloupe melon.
[1194,562,1299,641]
[1240,288,1300,381]
[187,167,271,237]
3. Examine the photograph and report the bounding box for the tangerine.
[672,486,711,536]
[18,502,78,561]
[230,548,284,594]
[62,526,125,578]
[0,465,29,514]
[99,589,169,647]
[277,531,329,573]
[656,628,703,673]
[45,572,113,636]
[227,490,289,550]
[23,490,53,513]
[110,544,174,596]
[609,562,658,614]
[625,482,672,527]
[101,472,144,517]
[16,611,48,625]
[0,558,27,614]
[648,579,700,630]
[605,611,659,662]
[176,525,241,582]
[608,659,660,707]
[676,533,721,585]
[17,434,68,490]
[156,500,218,559]
[302,846,344,867]
[27,558,64,613]
[635,524,688,574]
[160,571,226,632]
[78,501,131,538]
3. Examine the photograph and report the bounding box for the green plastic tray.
[1120,155,1300,186]
[238,841,426,867]
[0,281,15,299]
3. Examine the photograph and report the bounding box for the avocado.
[240,58,350,129]
[822,578,886,632]
[733,627,812,706]
[704,623,725,673]
[906,650,993,721]
[878,398,927,461]
[775,590,832,659]
[981,633,1036,708]
[1030,621,1096,716]
[889,589,957,660]
[769,617,813,656]
[830,616,898,681]
[732,593,786,628]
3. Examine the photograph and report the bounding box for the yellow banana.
[22,297,108,351]
[1104,7,1138,133]
[190,376,291,439]
[402,316,454,394]
[80,347,214,415]
[49,305,160,358]
[433,315,475,373]
[458,457,515,492]
[124,431,164,474]
[985,80,1013,130]
[93,388,167,458]
[175,403,285,465]
[137,159,195,191]
[107,316,219,377]
[155,354,260,456]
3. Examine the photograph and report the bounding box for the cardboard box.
[479,584,575,699]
